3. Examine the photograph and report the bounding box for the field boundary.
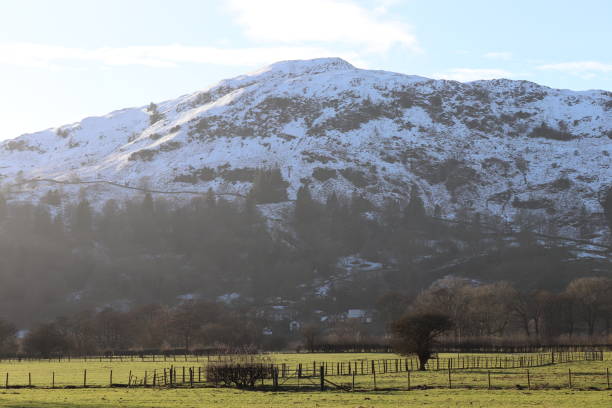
[0,351,606,391]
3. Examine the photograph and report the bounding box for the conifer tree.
[404,184,426,227]
[0,192,6,221]
[294,184,318,224]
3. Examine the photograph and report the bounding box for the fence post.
[407,370,411,391]
[5,372,8,388]
[352,371,355,391]
[153,370,157,387]
[448,366,452,389]
[144,370,148,387]
[606,368,610,390]
[52,372,55,389]
[372,362,377,390]
[110,370,113,387]
[526,369,530,390]
[320,366,325,391]
[568,369,572,389]
[83,369,87,388]
[487,370,491,390]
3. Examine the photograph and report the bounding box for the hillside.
[1,57,610,239]
[0,58,611,328]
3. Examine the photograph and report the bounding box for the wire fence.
[254,351,604,377]
[1,365,609,391]
[0,351,606,390]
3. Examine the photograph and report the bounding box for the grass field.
[0,353,609,407]
[0,387,611,408]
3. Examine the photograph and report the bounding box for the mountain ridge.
[1,58,611,239]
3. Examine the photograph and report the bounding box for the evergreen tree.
[205,188,216,209]
[147,102,164,125]
[0,192,6,221]
[142,192,154,214]
[404,184,426,226]
[601,187,612,232]
[294,184,319,224]
[242,193,259,225]
[248,168,288,204]
[72,198,93,240]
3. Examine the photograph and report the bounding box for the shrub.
[147,102,165,125]
[312,167,337,182]
[221,168,257,183]
[128,149,157,162]
[56,128,70,138]
[528,123,577,141]
[173,167,217,183]
[339,168,371,187]
[4,140,42,152]
[159,141,182,152]
[511,197,554,209]
[206,354,273,388]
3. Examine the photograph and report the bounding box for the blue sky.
[0,0,610,139]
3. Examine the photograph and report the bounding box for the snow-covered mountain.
[1,58,611,235]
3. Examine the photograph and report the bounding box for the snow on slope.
[0,57,611,234]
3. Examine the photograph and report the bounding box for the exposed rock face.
[1,58,610,235]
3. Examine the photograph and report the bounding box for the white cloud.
[537,61,612,78]
[431,68,516,82]
[226,0,419,53]
[484,51,512,61]
[0,42,362,69]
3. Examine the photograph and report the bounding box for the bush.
[528,123,576,141]
[206,354,273,388]
[128,149,157,162]
[312,167,337,182]
[339,168,371,187]
[147,102,165,125]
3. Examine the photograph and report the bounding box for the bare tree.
[566,277,612,336]
[300,324,322,353]
[391,312,453,370]
[411,277,471,340]
[0,320,17,354]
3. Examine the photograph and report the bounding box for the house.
[346,309,373,323]
[289,320,301,332]
[256,304,298,322]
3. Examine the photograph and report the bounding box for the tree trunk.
[418,354,429,371]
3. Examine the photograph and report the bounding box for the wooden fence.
[262,351,604,378]
[0,351,603,390]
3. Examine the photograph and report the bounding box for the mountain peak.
[253,57,355,77]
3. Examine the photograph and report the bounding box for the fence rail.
[0,351,604,390]
[0,364,610,391]
[255,351,604,378]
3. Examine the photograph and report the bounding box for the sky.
[0,0,610,140]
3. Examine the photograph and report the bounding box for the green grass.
[0,387,611,408]
[0,353,609,407]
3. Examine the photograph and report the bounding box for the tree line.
[0,174,610,351]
